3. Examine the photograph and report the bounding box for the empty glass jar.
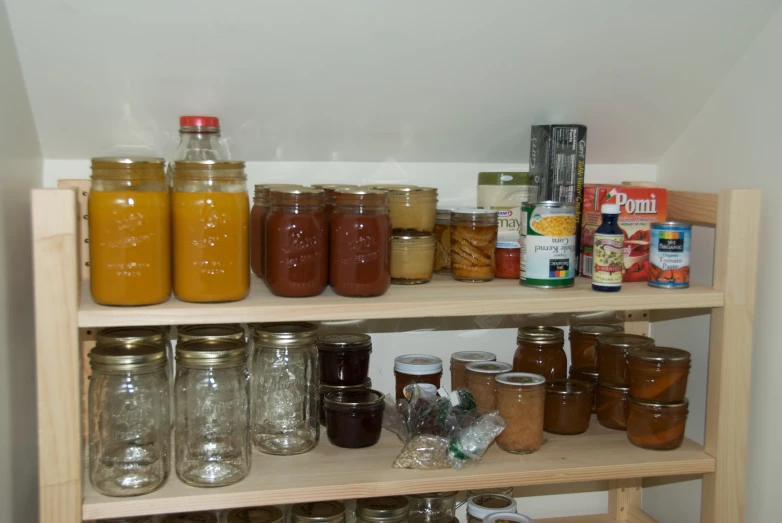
[408,491,458,523]
[175,339,250,487]
[251,322,319,455]
[88,342,169,497]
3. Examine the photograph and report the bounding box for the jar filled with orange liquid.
[88,157,171,306]
[173,161,249,302]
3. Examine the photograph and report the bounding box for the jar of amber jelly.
[569,366,598,413]
[627,347,691,403]
[495,372,546,453]
[595,333,655,387]
[568,324,624,370]
[513,326,567,380]
[394,355,443,400]
[450,209,498,282]
[465,361,512,412]
[626,398,689,450]
[450,351,496,390]
[544,379,593,435]
[597,383,630,431]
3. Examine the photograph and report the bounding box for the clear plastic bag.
[392,434,451,469]
[448,412,506,469]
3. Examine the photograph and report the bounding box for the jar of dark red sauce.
[312,184,359,222]
[251,184,301,281]
[324,389,385,448]
[265,187,328,297]
[317,333,372,386]
[330,188,392,297]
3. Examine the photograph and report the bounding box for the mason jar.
[88,342,169,496]
[291,501,347,523]
[407,491,457,523]
[96,326,173,381]
[251,322,319,455]
[175,339,250,487]
[357,496,410,523]
[450,209,498,282]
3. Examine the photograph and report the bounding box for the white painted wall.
[647,6,782,522]
[0,0,43,521]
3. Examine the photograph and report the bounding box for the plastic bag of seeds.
[392,434,451,469]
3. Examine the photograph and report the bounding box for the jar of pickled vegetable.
[450,351,496,390]
[465,361,512,412]
[89,157,171,306]
[568,324,624,370]
[544,379,592,435]
[513,326,567,380]
[450,209,498,282]
[495,372,546,453]
[627,347,691,403]
[394,355,443,399]
[569,365,598,413]
[626,398,689,450]
[173,160,249,302]
[433,208,454,274]
[595,333,655,387]
[597,383,629,431]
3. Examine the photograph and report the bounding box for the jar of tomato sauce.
[495,246,520,279]
[513,326,567,380]
[89,157,171,306]
[251,184,302,280]
[172,161,249,303]
[265,187,329,297]
[330,188,392,297]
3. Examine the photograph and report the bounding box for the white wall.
[648,5,782,522]
[0,0,43,521]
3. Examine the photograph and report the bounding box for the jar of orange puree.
[173,160,249,302]
[88,157,171,306]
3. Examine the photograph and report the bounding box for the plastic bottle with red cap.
[167,115,231,184]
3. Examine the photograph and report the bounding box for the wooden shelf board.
[538,516,624,523]
[78,276,723,328]
[82,423,713,520]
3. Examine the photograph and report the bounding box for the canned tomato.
[520,201,577,288]
[648,222,691,288]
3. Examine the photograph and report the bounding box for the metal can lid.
[176,339,247,365]
[177,324,245,342]
[394,354,443,374]
[227,506,285,523]
[319,377,372,393]
[291,501,346,523]
[517,326,565,344]
[596,333,655,349]
[356,496,409,523]
[253,322,319,346]
[89,342,165,370]
[323,389,385,409]
[465,362,513,375]
[651,221,692,230]
[317,333,372,352]
[522,200,576,209]
[495,372,546,387]
[629,397,689,409]
[466,494,518,518]
[628,347,691,363]
[451,351,497,363]
[546,378,593,395]
[160,512,218,523]
[97,326,168,346]
[570,324,624,337]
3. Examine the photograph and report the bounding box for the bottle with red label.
[592,204,624,292]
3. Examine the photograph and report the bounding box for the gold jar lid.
[317,333,372,352]
[546,378,593,395]
[291,501,346,523]
[465,361,513,375]
[333,187,388,205]
[629,397,689,409]
[596,333,654,349]
[312,183,359,189]
[319,377,372,394]
[252,322,319,347]
[356,496,409,523]
[516,326,565,344]
[386,186,437,195]
[176,339,247,366]
[96,326,168,346]
[91,157,165,180]
[570,324,624,337]
[323,389,385,409]
[227,506,284,523]
[91,157,164,167]
[177,324,245,343]
[160,513,218,523]
[628,347,691,363]
[89,342,166,372]
[495,372,546,387]
[451,351,496,363]
[255,183,303,200]
[367,184,417,190]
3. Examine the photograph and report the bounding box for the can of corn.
[520,201,577,288]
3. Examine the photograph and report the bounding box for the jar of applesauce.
[626,398,689,450]
[568,324,624,370]
[88,157,171,306]
[569,366,598,413]
[465,361,512,412]
[450,209,498,282]
[544,379,592,435]
[627,347,691,403]
[173,160,249,302]
[513,326,567,380]
[595,333,654,387]
[450,351,496,390]
[391,231,436,284]
[383,186,438,233]
[495,372,546,453]
[597,383,630,431]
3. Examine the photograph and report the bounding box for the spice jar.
[495,372,546,454]
[391,231,436,284]
[597,383,630,431]
[513,326,567,380]
[569,366,598,413]
[465,494,517,523]
[544,379,593,435]
[175,339,250,487]
[318,333,373,386]
[227,506,284,523]
[88,157,171,306]
[319,378,373,426]
[251,322,319,455]
[450,351,497,390]
[382,186,438,232]
[161,514,217,523]
[357,496,410,523]
[88,343,169,497]
[596,333,655,387]
[433,208,454,274]
[173,160,249,302]
[568,324,624,371]
[450,209,498,282]
[626,398,689,450]
[394,355,443,399]
[324,389,385,448]
[465,361,513,412]
[251,184,302,280]
[628,347,691,403]
[292,501,347,523]
[330,188,392,297]
[407,491,458,523]
[265,187,328,297]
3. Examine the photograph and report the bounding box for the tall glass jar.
[407,492,457,523]
[175,339,250,487]
[88,157,171,306]
[330,188,392,297]
[251,184,303,281]
[357,496,410,523]
[251,322,319,455]
[450,209,498,282]
[513,326,567,380]
[88,342,169,496]
[495,372,546,454]
[568,324,624,371]
[265,187,329,297]
[173,160,249,302]
[433,208,454,275]
[167,115,230,184]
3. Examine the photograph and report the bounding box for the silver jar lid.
[466,494,517,518]
[89,342,166,372]
[451,351,496,363]
[177,324,245,343]
[570,324,624,337]
[356,496,410,523]
[323,389,385,409]
[596,333,655,349]
[227,506,284,523]
[291,501,346,523]
[253,322,319,347]
[465,362,513,375]
[516,326,565,344]
[495,372,546,387]
[96,326,168,346]
[628,347,691,363]
[176,339,247,366]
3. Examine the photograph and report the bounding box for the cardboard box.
[581,185,667,282]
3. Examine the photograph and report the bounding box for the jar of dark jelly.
[324,389,385,448]
[318,378,372,426]
[317,333,372,386]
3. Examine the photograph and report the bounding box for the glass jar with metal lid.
[377,186,437,233]
[251,184,303,280]
[597,383,630,431]
[312,183,360,221]
[324,389,386,448]
[318,333,373,386]
[88,342,169,497]
[569,365,598,413]
[357,496,410,523]
[513,326,567,380]
[407,491,458,523]
[160,513,218,523]
[88,157,171,306]
[319,377,373,426]
[96,326,172,378]
[251,322,319,455]
[628,347,691,403]
[391,231,436,285]
[465,494,517,523]
[173,160,249,303]
[465,361,513,412]
[544,378,593,435]
[177,324,246,343]
[450,209,498,282]
[394,354,443,400]
[227,506,285,523]
[450,350,496,390]
[175,339,250,487]
[626,398,689,450]
[568,324,624,371]
[292,501,346,523]
[595,333,655,387]
[433,208,455,275]
[495,372,546,454]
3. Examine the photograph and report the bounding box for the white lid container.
[466,494,517,519]
[394,354,443,374]
[484,512,534,523]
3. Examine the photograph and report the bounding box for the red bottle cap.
[179,116,220,129]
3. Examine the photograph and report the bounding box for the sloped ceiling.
[7,0,782,163]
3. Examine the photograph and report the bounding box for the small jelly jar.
[318,378,372,426]
[627,398,689,450]
[544,379,593,435]
[465,361,513,412]
[568,323,623,370]
[450,351,496,390]
[317,333,372,386]
[569,366,598,413]
[394,354,443,400]
[323,389,385,449]
[513,326,567,380]
[627,347,691,403]
[595,333,654,387]
[596,383,630,431]
[407,491,458,523]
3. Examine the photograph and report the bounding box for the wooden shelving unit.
[32,186,760,523]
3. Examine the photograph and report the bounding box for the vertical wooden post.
[32,189,81,523]
[701,189,761,523]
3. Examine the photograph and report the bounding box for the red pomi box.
[581,185,667,282]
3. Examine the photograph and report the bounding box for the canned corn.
[520,201,577,288]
